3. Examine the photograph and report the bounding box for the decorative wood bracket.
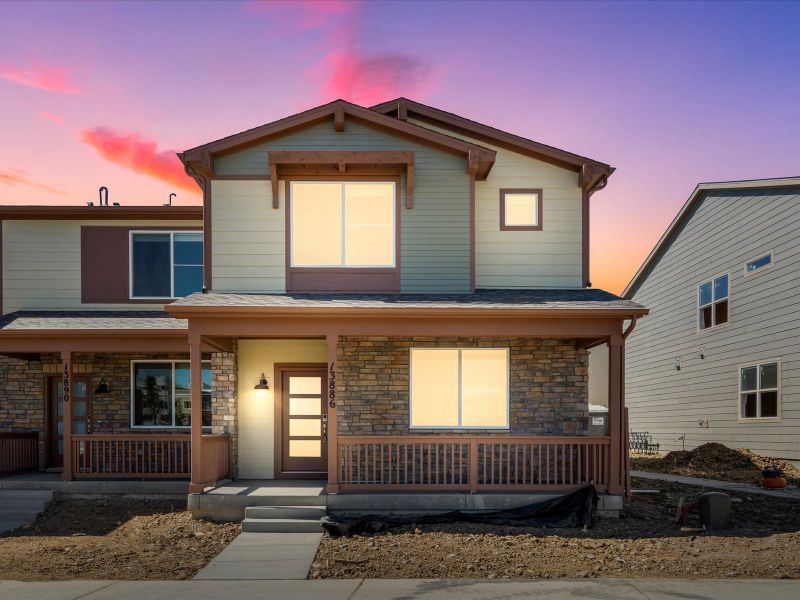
[334,105,345,132]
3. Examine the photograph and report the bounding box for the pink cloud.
[246,0,355,32]
[0,168,66,196]
[39,111,65,125]
[0,63,82,94]
[80,128,198,193]
[324,49,435,106]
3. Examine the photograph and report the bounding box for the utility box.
[588,406,609,436]
[699,492,732,530]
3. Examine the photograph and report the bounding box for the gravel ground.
[0,498,239,581]
[311,477,800,579]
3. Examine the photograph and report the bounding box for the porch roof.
[168,288,647,317]
[0,310,187,332]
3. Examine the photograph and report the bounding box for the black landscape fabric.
[321,484,598,536]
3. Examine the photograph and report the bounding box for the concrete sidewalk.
[2,578,799,600]
[632,470,800,500]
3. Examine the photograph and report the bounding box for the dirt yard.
[312,477,800,579]
[0,498,239,581]
[631,442,800,486]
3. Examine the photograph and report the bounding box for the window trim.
[129,230,204,300]
[743,250,774,277]
[499,188,543,231]
[697,272,731,334]
[409,347,510,430]
[130,359,212,429]
[288,180,397,269]
[737,358,781,423]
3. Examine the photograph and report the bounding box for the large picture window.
[739,360,780,420]
[290,182,395,268]
[130,231,203,299]
[698,274,729,330]
[410,348,509,429]
[131,360,211,427]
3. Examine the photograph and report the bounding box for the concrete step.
[241,518,323,533]
[244,505,327,520]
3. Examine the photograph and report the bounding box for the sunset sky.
[1,0,798,294]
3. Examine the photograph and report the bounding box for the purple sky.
[1,0,798,292]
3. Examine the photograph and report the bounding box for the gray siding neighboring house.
[623,178,800,460]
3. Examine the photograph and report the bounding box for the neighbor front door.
[279,367,328,477]
[48,376,91,468]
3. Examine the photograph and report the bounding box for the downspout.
[622,316,638,341]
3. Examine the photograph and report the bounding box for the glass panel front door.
[281,369,327,476]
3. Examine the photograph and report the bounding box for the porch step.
[241,517,323,533]
[244,505,327,520]
[0,489,55,534]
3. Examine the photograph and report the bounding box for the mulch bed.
[0,498,239,581]
[312,476,800,579]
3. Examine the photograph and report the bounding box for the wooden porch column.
[607,333,623,495]
[189,337,204,493]
[326,333,339,494]
[60,350,73,481]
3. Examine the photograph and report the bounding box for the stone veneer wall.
[211,340,238,478]
[0,351,236,470]
[337,337,589,436]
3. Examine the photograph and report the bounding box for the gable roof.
[179,99,496,182]
[622,176,800,299]
[370,97,614,193]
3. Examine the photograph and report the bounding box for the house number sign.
[328,361,336,408]
[62,362,71,404]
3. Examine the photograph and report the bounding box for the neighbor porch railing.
[0,432,39,475]
[70,434,230,483]
[337,435,611,493]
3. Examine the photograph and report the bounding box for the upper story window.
[500,188,542,231]
[131,360,211,428]
[130,232,203,299]
[698,274,728,330]
[739,360,780,420]
[410,348,509,429]
[744,252,773,275]
[290,182,395,268]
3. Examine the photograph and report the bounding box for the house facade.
[0,98,646,499]
[623,178,800,460]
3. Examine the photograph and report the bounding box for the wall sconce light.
[254,373,270,390]
[94,379,110,394]
[699,346,705,360]
[674,358,682,371]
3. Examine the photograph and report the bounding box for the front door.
[279,366,328,477]
[47,376,91,468]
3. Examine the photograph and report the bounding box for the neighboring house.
[0,98,646,502]
[623,177,800,460]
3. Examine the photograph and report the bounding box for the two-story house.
[0,98,646,507]
[623,177,800,461]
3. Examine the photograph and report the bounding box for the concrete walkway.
[193,532,322,580]
[632,470,800,500]
[2,578,799,600]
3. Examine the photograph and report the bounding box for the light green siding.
[213,120,471,293]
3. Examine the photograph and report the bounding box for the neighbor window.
[745,252,773,274]
[739,361,779,420]
[131,361,211,427]
[698,274,728,330]
[410,348,509,428]
[290,182,395,267]
[500,189,542,230]
[130,232,203,298]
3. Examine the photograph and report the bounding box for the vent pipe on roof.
[164,192,176,207]
[99,186,108,206]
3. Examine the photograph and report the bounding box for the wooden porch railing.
[70,434,231,482]
[337,436,611,493]
[0,432,39,475]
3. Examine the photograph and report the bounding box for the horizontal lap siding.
[626,188,800,460]
[212,120,471,293]
[407,119,583,289]
[2,219,201,313]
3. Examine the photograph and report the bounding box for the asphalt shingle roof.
[0,311,187,332]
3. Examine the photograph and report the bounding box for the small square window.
[500,189,542,231]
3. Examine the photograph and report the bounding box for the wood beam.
[189,339,204,493]
[270,161,279,207]
[338,160,346,174]
[60,350,73,482]
[397,101,408,121]
[326,332,339,494]
[406,163,414,209]
[334,105,345,132]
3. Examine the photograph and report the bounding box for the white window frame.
[130,359,212,429]
[737,358,781,422]
[409,347,510,430]
[129,230,203,300]
[743,250,774,277]
[289,181,397,269]
[697,272,730,333]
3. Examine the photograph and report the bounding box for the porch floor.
[203,480,327,498]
